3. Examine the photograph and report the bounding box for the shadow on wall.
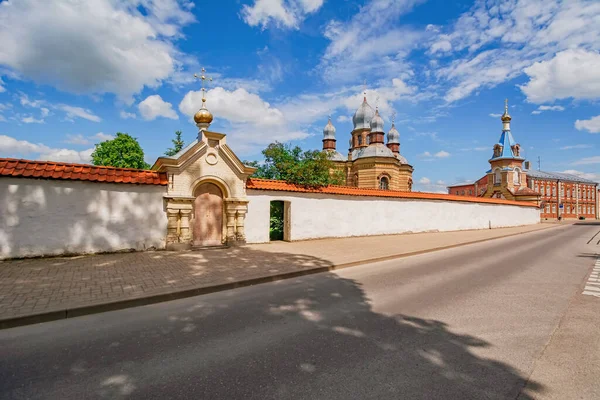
[1,253,544,399]
[0,179,167,259]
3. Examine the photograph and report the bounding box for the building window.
[545,204,550,213]
[552,204,556,213]
[552,186,557,197]
[494,168,501,185]
[379,176,389,190]
[540,186,545,196]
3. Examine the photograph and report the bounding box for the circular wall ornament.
[206,152,218,165]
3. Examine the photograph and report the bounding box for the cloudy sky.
[0,0,599,192]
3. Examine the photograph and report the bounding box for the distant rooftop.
[527,170,597,185]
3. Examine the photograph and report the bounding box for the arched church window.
[354,173,359,187]
[513,168,521,184]
[358,136,362,145]
[494,168,501,185]
[379,176,389,190]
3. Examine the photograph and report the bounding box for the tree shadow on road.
[0,261,544,400]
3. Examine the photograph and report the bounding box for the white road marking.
[583,259,600,298]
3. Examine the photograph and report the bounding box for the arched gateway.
[151,79,256,249]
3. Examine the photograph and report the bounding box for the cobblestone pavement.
[0,224,558,322]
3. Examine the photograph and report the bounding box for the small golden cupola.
[193,68,214,131]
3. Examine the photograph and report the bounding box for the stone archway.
[192,182,223,246]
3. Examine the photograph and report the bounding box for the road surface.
[1,223,599,399]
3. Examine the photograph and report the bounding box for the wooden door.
[192,183,223,246]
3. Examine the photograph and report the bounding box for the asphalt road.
[1,223,599,400]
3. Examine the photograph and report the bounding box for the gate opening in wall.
[270,201,284,241]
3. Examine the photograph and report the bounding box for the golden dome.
[501,98,511,121]
[194,100,213,124]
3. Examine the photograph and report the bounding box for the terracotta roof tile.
[0,158,168,186]
[246,178,539,208]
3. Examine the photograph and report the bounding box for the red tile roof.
[0,158,168,186]
[247,178,539,208]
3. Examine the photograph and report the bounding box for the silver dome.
[370,108,384,133]
[395,153,408,164]
[352,97,375,131]
[323,118,336,140]
[387,123,400,144]
[351,143,396,161]
[326,150,346,161]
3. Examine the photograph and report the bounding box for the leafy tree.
[245,142,345,187]
[165,130,185,156]
[91,132,151,169]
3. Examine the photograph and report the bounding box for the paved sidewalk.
[0,223,561,327]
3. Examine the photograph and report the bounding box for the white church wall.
[0,178,167,259]
[245,190,540,243]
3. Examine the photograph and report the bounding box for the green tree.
[91,132,151,169]
[165,130,185,156]
[245,142,345,187]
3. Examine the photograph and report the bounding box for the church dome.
[387,123,400,144]
[323,118,336,140]
[194,101,213,125]
[352,96,375,131]
[370,108,384,133]
[351,143,396,160]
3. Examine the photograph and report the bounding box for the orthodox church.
[448,100,598,220]
[321,94,414,191]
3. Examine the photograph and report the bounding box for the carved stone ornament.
[493,144,503,157]
[511,144,521,157]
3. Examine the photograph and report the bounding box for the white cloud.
[21,116,44,124]
[532,105,565,114]
[18,94,101,122]
[415,176,447,193]
[575,115,600,134]
[0,0,195,102]
[434,150,450,158]
[320,0,425,83]
[561,169,600,182]
[94,132,114,141]
[520,49,600,103]
[420,151,432,157]
[138,95,178,120]
[573,156,600,166]
[539,105,565,111]
[179,87,309,154]
[241,0,324,29]
[560,144,592,150]
[120,111,137,119]
[0,134,93,163]
[0,77,5,92]
[432,1,600,103]
[58,105,101,122]
[64,134,90,145]
[489,113,502,118]
[337,115,350,122]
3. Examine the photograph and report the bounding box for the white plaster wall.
[0,178,167,259]
[245,190,540,243]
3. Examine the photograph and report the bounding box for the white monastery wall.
[245,190,540,243]
[0,178,167,259]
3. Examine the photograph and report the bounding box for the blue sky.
[0,0,599,192]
